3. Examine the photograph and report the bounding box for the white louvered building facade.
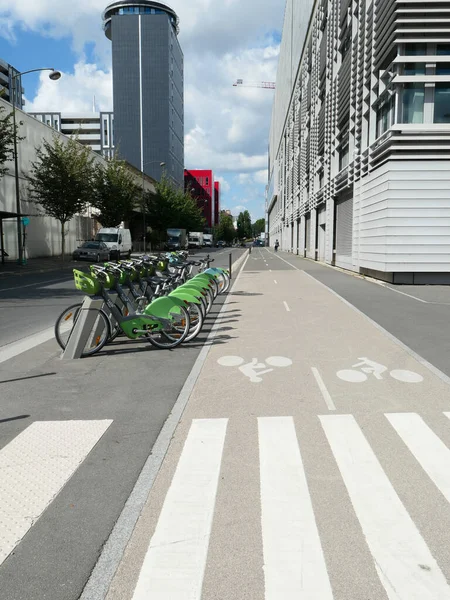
[267,0,450,283]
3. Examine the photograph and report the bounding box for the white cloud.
[254,169,268,184]
[26,61,112,113]
[214,176,231,193]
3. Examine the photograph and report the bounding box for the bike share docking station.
[61,292,118,360]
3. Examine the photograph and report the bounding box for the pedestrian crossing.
[0,419,112,567]
[131,413,450,599]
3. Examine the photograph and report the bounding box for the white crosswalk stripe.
[127,413,450,598]
[321,414,450,600]
[132,418,228,600]
[259,416,333,599]
[387,412,450,505]
[0,419,112,567]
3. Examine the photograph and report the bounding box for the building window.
[206,177,209,186]
[436,64,450,75]
[339,141,349,171]
[403,62,425,75]
[376,96,394,137]
[434,84,450,123]
[401,84,425,123]
[405,43,427,56]
[103,119,109,146]
[437,44,450,56]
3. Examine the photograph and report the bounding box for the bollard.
[229,252,232,279]
[61,296,105,360]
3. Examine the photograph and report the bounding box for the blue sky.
[0,0,285,221]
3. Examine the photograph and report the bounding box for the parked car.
[216,240,226,247]
[72,241,110,262]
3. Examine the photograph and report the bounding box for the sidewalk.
[95,248,450,600]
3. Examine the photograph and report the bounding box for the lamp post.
[141,161,165,252]
[11,68,61,264]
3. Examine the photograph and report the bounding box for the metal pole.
[12,79,23,265]
[229,252,232,279]
[142,170,146,254]
[0,218,4,265]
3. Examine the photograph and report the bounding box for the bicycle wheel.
[216,271,230,294]
[147,305,190,349]
[184,302,204,342]
[54,303,111,357]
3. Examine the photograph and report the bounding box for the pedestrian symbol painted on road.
[218,356,292,383]
[337,357,423,384]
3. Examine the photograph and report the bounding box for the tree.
[91,156,140,227]
[252,218,265,237]
[214,212,235,244]
[27,135,95,259]
[145,175,205,245]
[0,104,18,179]
[236,210,252,240]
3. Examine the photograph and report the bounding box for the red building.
[184,169,216,229]
[214,181,220,226]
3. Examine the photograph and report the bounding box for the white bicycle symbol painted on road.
[218,355,293,383]
[337,357,424,383]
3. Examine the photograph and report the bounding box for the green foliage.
[0,104,17,179]
[145,175,205,241]
[91,156,140,227]
[252,218,265,237]
[236,210,252,239]
[27,135,95,258]
[214,212,235,243]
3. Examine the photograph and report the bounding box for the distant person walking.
[274,239,279,252]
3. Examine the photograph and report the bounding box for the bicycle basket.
[73,269,101,295]
[89,266,117,289]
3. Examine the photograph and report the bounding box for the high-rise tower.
[103,1,184,186]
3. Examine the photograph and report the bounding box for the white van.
[95,227,132,260]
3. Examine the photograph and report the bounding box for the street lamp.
[141,161,165,252]
[11,68,61,264]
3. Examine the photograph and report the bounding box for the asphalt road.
[0,247,245,600]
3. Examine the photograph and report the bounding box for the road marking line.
[274,280,278,284]
[321,414,450,599]
[0,419,112,567]
[387,413,450,503]
[259,417,333,599]
[132,418,227,600]
[283,301,290,312]
[311,367,336,411]
[0,327,55,364]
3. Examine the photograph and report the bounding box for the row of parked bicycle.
[55,251,231,357]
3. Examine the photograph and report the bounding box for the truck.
[95,227,132,259]
[166,228,187,251]
[203,233,213,247]
[188,232,204,249]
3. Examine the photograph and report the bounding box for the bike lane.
[98,251,450,600]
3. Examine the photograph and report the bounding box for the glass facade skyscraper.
[103,1,184,186]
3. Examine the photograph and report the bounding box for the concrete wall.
[0,98,134,260]
[358,161,450,273]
